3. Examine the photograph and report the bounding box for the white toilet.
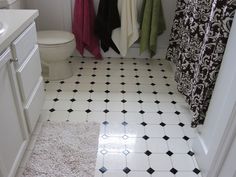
[37,31,76,81]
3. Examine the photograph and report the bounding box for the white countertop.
[0,10,38,54]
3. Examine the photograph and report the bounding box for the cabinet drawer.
[16,45,41,103]
[25,77,45,132]
[12,23,37,68]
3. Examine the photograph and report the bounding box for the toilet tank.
[25,0,72,31]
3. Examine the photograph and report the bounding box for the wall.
[193,16,236,177]
[25,0,177,59]
[8,0,25,8]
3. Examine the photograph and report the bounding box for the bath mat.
[21,122,100,177]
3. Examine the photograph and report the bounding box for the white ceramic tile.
[54,101,71,110]
[142,103,159,112]
[104,153,126,170]
[143,113,162,124]
[147,138,168,153]
[100,136,126,153]
[152,172,175,177]
[107,93,124,101]
[149,154,172,170]
[106,124,125,137]
[125,124,145,138]
[68,111,87,122]
[124,102,142,112]
[71,101,90,111]
[159,103,176,113]
[74,92,91,100]
[49,111,69,122]
[126,138,147,153]
[168,139,190,153]
[95,153,103,170]
[140,93,157,102]
[103,170,126,177]
[127,153,149,170]
[175,172,199,177]
[145,125,165,138]
[91,92,108,101]
[87,112,107,123]
[165,125,184,138]
[162,113,180,124]
[125,112,143,124]
[106,112,125,123]
[171,154,195,171]
[107,102,124,112]
[42,100,54,110]
[45,91,58,100]
[57,91,74,99]
[183,127,198,138]
[128,171,151,177]
[90,101,107,111]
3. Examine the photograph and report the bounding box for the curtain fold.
[166,0,236,127]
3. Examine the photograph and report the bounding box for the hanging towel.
[140,0,166,57]
[94,0,121,54]
[112,0,140,57]
[72,0,102,59]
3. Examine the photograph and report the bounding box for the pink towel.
[72,0,102,59]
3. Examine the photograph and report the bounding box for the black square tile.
[160,122,166,127]
[103,121,109,125]
[183,136,190,141]
[121,90,126,94]
[104,109,109,113]
[168,91,174,95]
[75,81,80,84]
[106,75,111,77]
[122,121,128,126]
[149,75,154,78]
[157,110,163,115]
[45,80,50,84]
[193,168,201,174]
[99,167,107,174]
[163,135,170,141]
[150,83,156,86]
[60,81,65,84]
[123,167,131,174]
[89,90,94,93]
[70,98,76,102]
[136,82,140,86]
[121,99,127,103]
[166,151,173,156]
[57,89,62,93]
[147,168,155,174]
[139,110,145,114]
[105,90,110,93]
[85,109,91,113]
[138,100,143,104]
[121,82,126,85]
[77,74,82,77]
[92,74,96,77]
[155,100,160,104]
[166,83,170,87]
[73,89,78,93]
[53,98,59,102]
[105,82,110,85]
[121,110,127,114]
[175,111,181,115]
[141,122,147,126]
[179,122,185,127]
[143,135,150,140]
[152,91,158,95]
[170,168,178,174]
[90,81,95,85]
[120,75,125,78]
[145,150,152,156]
[137,91,142,94]
[171,101,177,104]
[134,75,139,78]
[49,108,55,112]
[104,99,110,103]
[187,151,195,156]
[67,109,74,113]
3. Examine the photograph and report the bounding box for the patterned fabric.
[166,0,236,127]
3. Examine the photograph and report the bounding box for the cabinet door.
[0,49,28,177]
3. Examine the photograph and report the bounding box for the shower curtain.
[166,0,236,127]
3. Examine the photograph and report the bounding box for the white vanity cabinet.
[0,48,28,177]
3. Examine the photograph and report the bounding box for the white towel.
[112,0,140,57]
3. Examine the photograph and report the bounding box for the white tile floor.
[17,57,202,177]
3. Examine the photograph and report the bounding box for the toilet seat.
[37,31,75,46]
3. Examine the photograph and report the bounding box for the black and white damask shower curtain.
[166,0,236,127]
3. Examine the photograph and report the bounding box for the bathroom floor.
[18,57,202,177]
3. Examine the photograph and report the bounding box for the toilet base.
[42,59,73,81]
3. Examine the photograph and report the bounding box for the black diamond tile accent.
[105,82,110,85]
[166,83,170,87]
[75,81,80,84]
[77,74,82,77]
[134,75,139,78]
[145,150,152,156]
[49,108,55,112]
[106,75,110,77]
[121,110,127,114]
[93,68,97,70]
[122,121,128,126]
[163,135,170,141]
[89,90,94,93]
[160,122,166,127]
[87,99,93,103]
[120,68,124,71]
[120,75,125,78]
[99,167,107,174]
[85,109,91,113]
[103,121,109,125]
[94,61,98,64]
[79,67,83,70]
[152,91,158,95]
[57,89,62,92]
[155,100,160,104]
[104,99,110,103]
[161,69,165,72]
[138,100,143,104]
[168,91,174,95]
[147,69,152,72]
[187,151,195,156]
[45,80,50,84]
[70,98,76,102]
[159,63,163,66]
[171,101,177,104]
[105,90,110,93]
[136,82,140,86]
[73,89,78,93]
[121,90,126,94]
[179,122,185,127]
[60,81,65,84]
[107,62,111,64]
[143,135,150,140]
[120,62,124,65]
[90,81,95,85]
[137,91,142,94]
[166,151,173,156]
[104,109,109,113]
[157,110,163,115]
[92,74,96,77]
[170,168,178,174]
[175,111,181,115]
[149,75,154,78]
[53,98,59,102]
[150,83,156,86]
[106,68,110,70]
[139,110,145,114]
[133,62,137,65]
[121,82,126,85]
[67,109,73,113]
[163,76,168,79]
[147,168,155,174]
[193,168,201,174]
[183,136,190,141]
[121,99,127,103]
[123,167,131,174]
[134,68,138,71]
[141,122,147,126]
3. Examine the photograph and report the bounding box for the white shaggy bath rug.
[21,122,100,177]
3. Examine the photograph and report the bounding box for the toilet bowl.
[37,31,76,81]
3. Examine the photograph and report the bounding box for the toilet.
[37,31,76,81]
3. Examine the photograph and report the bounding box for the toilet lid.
[37,31,75,45]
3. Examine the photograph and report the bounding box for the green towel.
[140,0,166,57]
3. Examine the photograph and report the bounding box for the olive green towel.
[140,0,166,57]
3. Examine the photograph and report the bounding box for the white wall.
[25,0,177,59]
[193,16,236,177]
